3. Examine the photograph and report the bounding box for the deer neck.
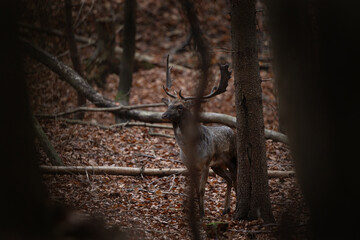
[172,110,193,131]
[172,111,193,147]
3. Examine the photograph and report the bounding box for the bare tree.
[64,0,86,120]
[231,0,275,223]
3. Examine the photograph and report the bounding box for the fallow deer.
[161,55,237,216]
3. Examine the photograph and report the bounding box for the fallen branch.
[22,39,288,144]
[56,118,173,130]
[35,103,166,118]
[39,165,295,178]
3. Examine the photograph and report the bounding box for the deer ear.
[161,98,171,106]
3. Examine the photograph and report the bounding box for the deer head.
[161,55,232,122]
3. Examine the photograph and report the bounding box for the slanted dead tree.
[21,38,288,144]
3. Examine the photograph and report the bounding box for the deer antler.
[163,54,177,98]
[179,63,232,100]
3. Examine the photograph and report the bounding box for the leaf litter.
[23,0,310,239]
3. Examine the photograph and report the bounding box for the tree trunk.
[231,0,274,223]
[87,18,117,88]
[64,0,86,120]
[116,0,136,122]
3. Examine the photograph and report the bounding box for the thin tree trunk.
[32,116,64,166]
[64,0,86,119]
[231,0,274,223]
[87,18,117,88]
[116,0,136,122]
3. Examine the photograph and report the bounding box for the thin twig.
[137,188,186,197]
[57,42,94,59]
[54,118,173,130]
[168,175,176,192]
[149,132,175,139]
[19,22,96,45]
[211,47,235,53]
[134,153,182,164]
[35,103,166,118]
[74,0,95,29]
[116,122,173,129]
[73,0,85,27]
[153,216,169,224]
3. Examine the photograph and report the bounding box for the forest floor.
[22,0,310,239]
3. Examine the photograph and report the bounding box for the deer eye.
[177,105,184,110]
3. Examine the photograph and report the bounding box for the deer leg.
[211,166,233,215]
[228,159,237,195]
[198,165,210,217]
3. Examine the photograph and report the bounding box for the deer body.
[162,83,237,216]
[161,56,236,216]
[173,122,236,172]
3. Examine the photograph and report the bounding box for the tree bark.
[64,0,86,119]
[39,165,295,178]
[232,0,274,223]
[116,0,137,122]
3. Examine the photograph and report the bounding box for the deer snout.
[162,112,170,120]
